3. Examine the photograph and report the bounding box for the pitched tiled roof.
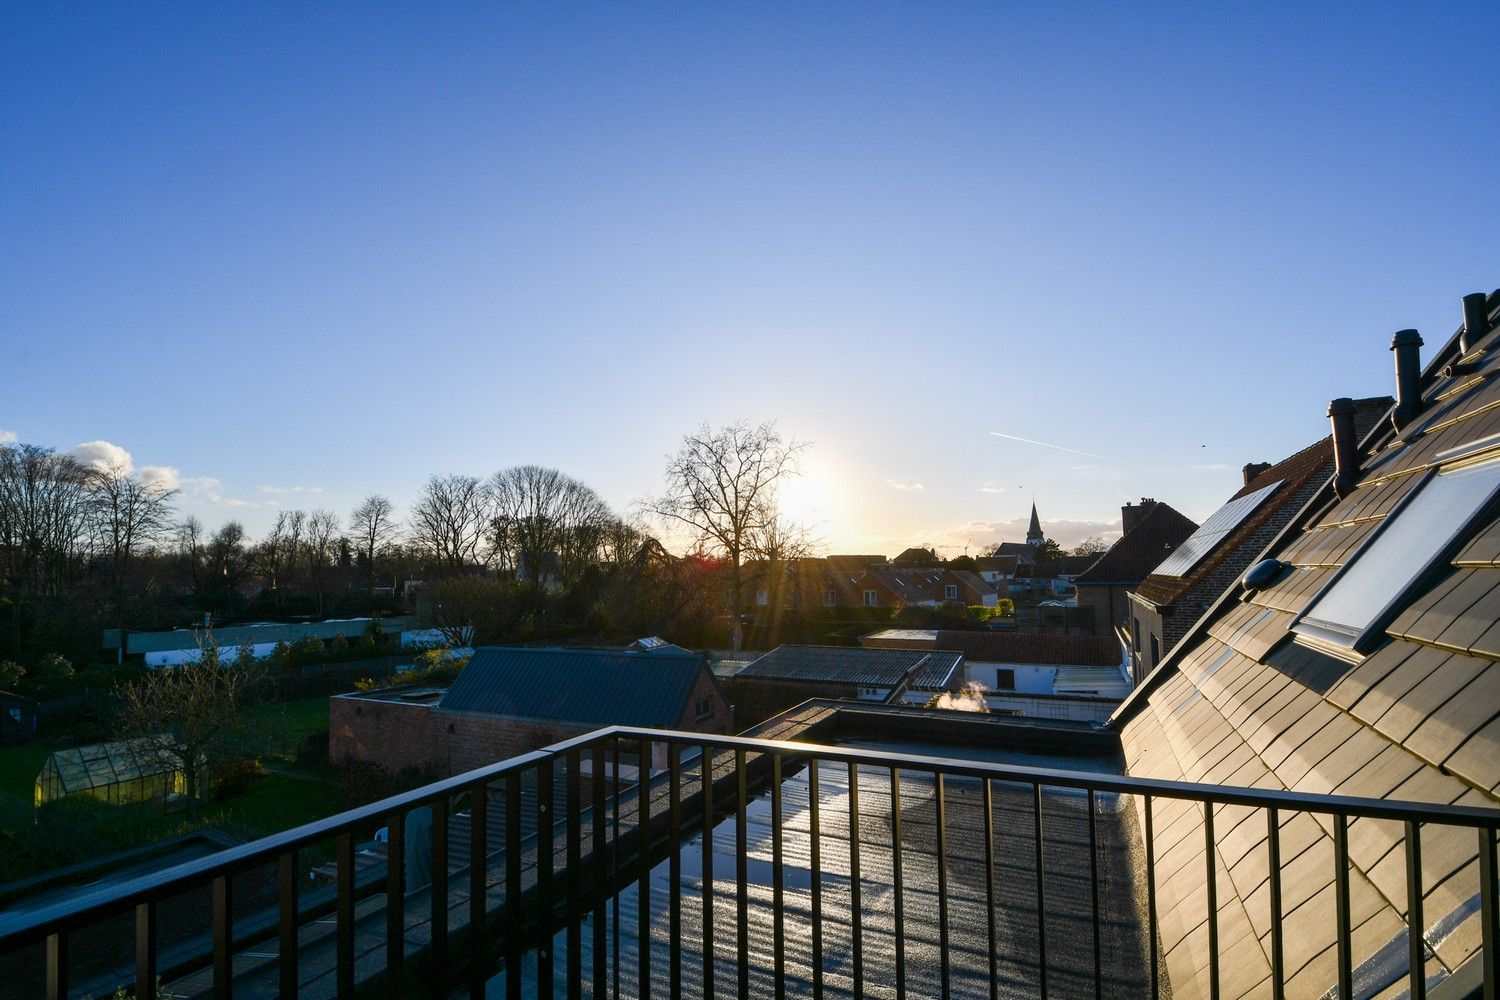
[1074,502,1198,584]
[736,644,962,690]
[439,646,708,728]
[1133,438,1334,606]
[891,546,940,565]
[1112,290,1500,999]
[1132,400,1391,609]
[975,555,1018,574]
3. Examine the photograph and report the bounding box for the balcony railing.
[1,725,1497,999]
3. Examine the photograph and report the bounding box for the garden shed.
[34,737,185,807]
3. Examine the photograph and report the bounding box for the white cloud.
[978,482,1007,494]
[137,465,182,491]
[885,480,925,493]
[926,515,1122,553]
[67,439,134,473]
[0,430,16,444]
[258,484,325,495]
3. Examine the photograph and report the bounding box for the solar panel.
[1152,479,1283,578]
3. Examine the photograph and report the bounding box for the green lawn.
[0,742,51,803]
[0,695,340,883]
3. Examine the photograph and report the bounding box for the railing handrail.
[3,722,1497,948]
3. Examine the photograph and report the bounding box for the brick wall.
[673,667,735,734]
[329,696,445,775]
[330,666,734,777]
[1075,583,1127,636]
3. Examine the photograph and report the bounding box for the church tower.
[1026,502,1045,547]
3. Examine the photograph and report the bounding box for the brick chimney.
[1242,462,1272,487]
[1121,498,1157,535]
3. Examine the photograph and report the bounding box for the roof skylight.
[1293,459,1500,653]
[1153,480,1283,578]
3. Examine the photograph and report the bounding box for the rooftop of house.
[1074,500,1199,584]
[437,644,712,728]
[1113,289,1500,997]
[735,643,963,691]
[1130,398,1390,611]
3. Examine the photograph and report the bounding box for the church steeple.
[1026,501,1044,546]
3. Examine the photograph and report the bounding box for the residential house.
[1125,399,1390,678]
[1113,293,1500,997]
[1073,498,1198,636]
[330,642,731,777]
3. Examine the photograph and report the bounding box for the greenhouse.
[34,737,186,807]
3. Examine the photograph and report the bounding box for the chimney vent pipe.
[1461,293,1491,353]
[1390,328,1424,431]
[1329,397,1359,499]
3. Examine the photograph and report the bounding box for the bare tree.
[305,509,340,610]
[489,465,612,588]
[175,516,206,590]
[408,474,491,571]
[645,421,805,651]
[1070,535,1109,557]
[205,521,252,608]
[114,638,263,819]
[349,494,399,584]
[86,460,178,585]
[0,443,93,595]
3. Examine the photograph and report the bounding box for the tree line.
[0,421,809,668]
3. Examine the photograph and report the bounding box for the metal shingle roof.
[735,644,962,690]
[438,646,707,728]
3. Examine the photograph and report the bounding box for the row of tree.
[0,421,809,662]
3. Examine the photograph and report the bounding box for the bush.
[36,653,74,680]
[0,660,24,687]
[211,757,266,800]
[330,632,349,653]
[289,636,324,666]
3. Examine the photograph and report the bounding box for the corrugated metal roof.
[438,646,707,728]
[735,644,962,690]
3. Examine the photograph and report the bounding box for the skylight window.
[1293,460,1500,652]
[1152,480,1283,578]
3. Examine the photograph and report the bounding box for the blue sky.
[3,3,1496,554]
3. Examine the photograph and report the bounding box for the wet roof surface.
[488,758,1152,998]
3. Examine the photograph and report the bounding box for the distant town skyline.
[4,5,1497,554]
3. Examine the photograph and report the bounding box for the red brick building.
[330,644,732,777]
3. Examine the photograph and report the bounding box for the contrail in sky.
[989,431,1117,462]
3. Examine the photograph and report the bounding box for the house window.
[755,590,769,606]
[694,697,714,719]
[862,589,877,607]
[995,668,1016,691]
[1150,634,1160,667]
[823,588,838,606]
[1294,460,1500,652]
[1132,617,1141,652]
[944,584,959,600]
